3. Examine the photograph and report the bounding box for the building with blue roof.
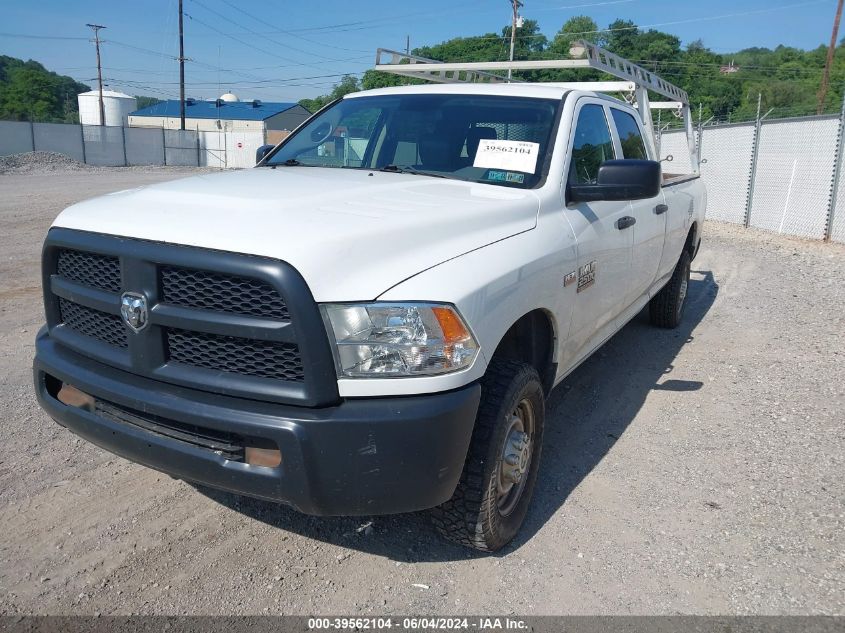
[127,93,311,140]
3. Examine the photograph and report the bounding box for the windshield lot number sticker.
[474,140,540,174]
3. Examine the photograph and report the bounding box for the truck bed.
[663,172,700,187]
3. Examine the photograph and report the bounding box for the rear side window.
[569,104,615,185]
[610,109,648,160]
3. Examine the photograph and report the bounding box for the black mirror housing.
[569,159,661,203]
[255,144,274,165]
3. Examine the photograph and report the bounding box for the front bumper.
[34,329,480,516]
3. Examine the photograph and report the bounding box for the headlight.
[321,303,479,378]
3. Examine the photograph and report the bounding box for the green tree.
[548,15,600,58]
[0,56,90,122]
[134,96,161,110]
[295,16,845,123]
[299,75,361,113]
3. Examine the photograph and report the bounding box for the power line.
[0,32,89,40]
[188,0,355,67]
[531,0,637,12]
[182,10,365,76]
[456,0,836,42]
[101,71,365,86]
[216,0,371,54]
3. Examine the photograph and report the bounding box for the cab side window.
[610,109,648,160]
[569,105,615,185]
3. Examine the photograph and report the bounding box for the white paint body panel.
[52,88,706,398]
[52,168,540,303]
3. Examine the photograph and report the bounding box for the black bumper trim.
[34,329,480,516]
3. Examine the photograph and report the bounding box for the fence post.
[745,94,764,228]
[196,132,201,167]
[121,126,128,166]
[162,127,167,166]
[824,90,845,241]
[79,124,87,165]
[29,120,36,152]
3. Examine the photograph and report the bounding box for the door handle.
[616,216,636,230]
[655,204,669,215]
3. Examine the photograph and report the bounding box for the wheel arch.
[685,221,700,259]
[487,308,558,394]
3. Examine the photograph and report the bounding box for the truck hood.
[52,167,540,301]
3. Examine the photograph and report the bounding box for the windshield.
[264,93,560,189]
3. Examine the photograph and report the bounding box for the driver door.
[560,100,634,362]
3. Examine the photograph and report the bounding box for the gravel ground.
[0,151,218,175]
[0,167,843,616]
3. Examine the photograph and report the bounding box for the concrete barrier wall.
[82,125,126,166]
[33,122,85,162]
[125,127,165,165]
[0,122,264,171]
[0,121,35,155]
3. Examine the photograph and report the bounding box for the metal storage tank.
[77,90,137,126]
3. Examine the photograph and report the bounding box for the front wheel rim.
[496,398,535,517]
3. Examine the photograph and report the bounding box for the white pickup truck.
[33,47,705,551]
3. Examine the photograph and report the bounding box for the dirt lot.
[0,167,843,616]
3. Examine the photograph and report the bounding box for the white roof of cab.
[344,83,572,101]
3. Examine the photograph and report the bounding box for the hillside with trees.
[0,56,90,123]
[0,55,163,123]
[301,16,845,124]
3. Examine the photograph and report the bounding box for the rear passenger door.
[562,100,633,359]
[608,106,667,306]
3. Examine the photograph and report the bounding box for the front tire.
[431,359,544,552]
[649,249,691,329]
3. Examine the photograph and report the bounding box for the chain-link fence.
[660,111,845,244]
[0,120,265,169]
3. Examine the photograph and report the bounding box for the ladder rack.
[373,41,699,173]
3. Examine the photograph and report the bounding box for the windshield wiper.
[267,158,317,168]
[379,164,449,179]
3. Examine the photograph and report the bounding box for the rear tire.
[431,359,544,552]
[649,249,691,329]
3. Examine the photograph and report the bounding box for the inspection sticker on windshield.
[473,140,540,174]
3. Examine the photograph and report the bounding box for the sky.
[1,0,840,103]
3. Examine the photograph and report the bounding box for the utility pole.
[507,0,523,81]
[86,24,106,126]
[179,0,186,130]
[818,0,844,114]
[406,35,410,56]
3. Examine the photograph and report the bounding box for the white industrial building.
[77,90,137,126]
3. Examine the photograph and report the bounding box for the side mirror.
[569,159,661,203]
[255,144,274,165]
